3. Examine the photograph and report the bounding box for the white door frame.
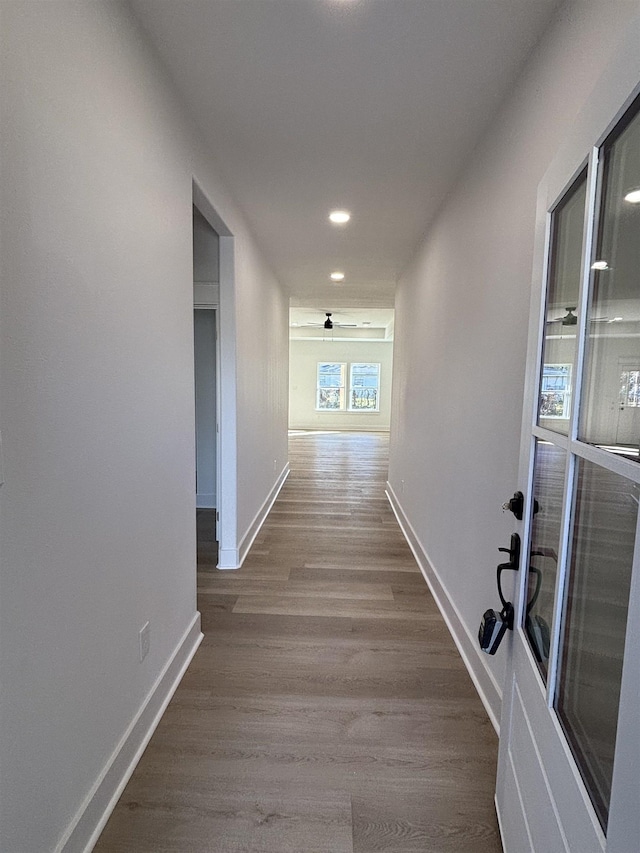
[193,180,239,569]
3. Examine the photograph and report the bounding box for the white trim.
[386,481,502,733]
[217,545,240,569]
[218,463,290,570]
[195,493,216,509]
[192,179,238,573]
[193,282,220,306]
[58,614,203,853]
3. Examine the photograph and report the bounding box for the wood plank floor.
[95,431,502,853]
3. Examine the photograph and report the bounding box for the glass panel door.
[520,92,640,835]
[497,69,640,853]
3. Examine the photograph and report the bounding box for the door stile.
[568,147,601,446]
[545,148,601,706]
[513,205,556,628]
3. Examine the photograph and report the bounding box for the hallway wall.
[0,3,288,851]
[388,0,640,726]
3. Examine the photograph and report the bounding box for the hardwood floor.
[94,432,502,853]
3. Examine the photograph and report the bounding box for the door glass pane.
[556,459,637,829]
[538,172,587,434]
[525,440,566,680]
[580,98,640,459]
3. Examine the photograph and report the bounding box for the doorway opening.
[193,204,220,568]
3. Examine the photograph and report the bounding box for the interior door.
[495,93,640,853]
[615,361,640,446]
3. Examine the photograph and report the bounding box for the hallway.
[95,432,502,852]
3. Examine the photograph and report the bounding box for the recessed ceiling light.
[329,210,351,224]
[330,271,345,281]
[591,260,610,270]
[624,187,640,203]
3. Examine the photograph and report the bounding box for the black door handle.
[496,533,520,630]
[479,533,521,653]
[498,533,520,572]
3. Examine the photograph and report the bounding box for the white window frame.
[316,362,346,411]
[540,362,572,419]
[348,362,381,412]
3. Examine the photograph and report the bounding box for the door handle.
[498,533,520,573]
[496,533,520,630]
[478,533,521,653]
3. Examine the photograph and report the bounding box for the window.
[540,363,572,418]
[316,362,381,412]
[349,363,380,411]
[316,362,346,410]
[619,369,640,408]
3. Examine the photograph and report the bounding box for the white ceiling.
[130,0,561,312]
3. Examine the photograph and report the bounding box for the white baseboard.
[237,462,290,567]
[217,463,290,570]
[59,613,203,853]
[217,546,240,570]
[385,482,502,733]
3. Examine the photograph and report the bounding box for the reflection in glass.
[525,441,565,679]
[538,173,587,434]
[556,460,636,829]
[581,99,640,458]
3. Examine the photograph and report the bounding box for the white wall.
[289,339,393,431]
[0,3,288,851]
[388,0,640,727]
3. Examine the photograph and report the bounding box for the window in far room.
[349,362,380,411]
[540,363,572,419]
[316,361,380,412]
[317,362,346,410]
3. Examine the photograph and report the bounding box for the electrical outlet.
[139,621,150,662]
[401,479,405,494]
[273,458,277,472]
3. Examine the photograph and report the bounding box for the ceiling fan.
[306,312,358,330]
[546,307,608,326]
